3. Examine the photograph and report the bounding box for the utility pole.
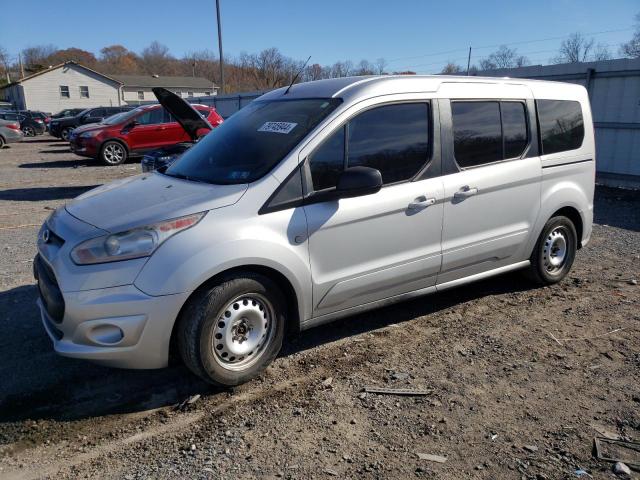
[215,0,225,94]
[18,52,25,79]
[466,47,472,76]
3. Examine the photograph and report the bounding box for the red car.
[70,101,222,165]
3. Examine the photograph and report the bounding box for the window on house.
[137,91,144,100]
[79,86,89,98]
[308,103,431,190]
[536,100,584,155]
[205,91,211,96]
[175,91,182,97]
[60,86,70,98]
[187,92,194,98]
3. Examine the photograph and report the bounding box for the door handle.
[453,186,478,200]
[408,196,437,210]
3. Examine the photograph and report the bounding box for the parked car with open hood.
[70,92,222,166]
[35,75,594,387]
[50,106,133,141]
[0,118,24,147]
[141,87,222,172]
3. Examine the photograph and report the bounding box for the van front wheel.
[177,273,286,386]
[526,215,577,285]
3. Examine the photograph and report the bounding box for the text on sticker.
[258,122,298,134]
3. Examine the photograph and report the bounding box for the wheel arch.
[99,137,130,155]
[168,264,301,364]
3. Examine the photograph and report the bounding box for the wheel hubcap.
[212,294,274,370]
[543,227,568,272]
[104,144,124,163]
[25,127,34,136]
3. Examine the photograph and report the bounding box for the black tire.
[100,141,127,166]
[177,272,286,386]
[526,215,577,285]
[0,136,5,149]
[61,127,73,141]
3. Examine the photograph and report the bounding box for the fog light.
[88,324,124,345]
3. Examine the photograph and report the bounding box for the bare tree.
[355,59,375,75]
[304,63,328,81]
[0,46,10,83]
[552,33,599,63]
[480,45,529,70]
[620,13,640,58]
[21,44,58,72]
[592,43,612,61]
[140,41,177,75]
[374,58,388,75]
[441,62,463,74]
[331,60,353,77]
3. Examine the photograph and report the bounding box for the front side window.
[309,103,430,191]
[60,86,70,98]
[165,98,341,185]
[536,100,584,155]
[452,100,529,168]
[79,86,89,98]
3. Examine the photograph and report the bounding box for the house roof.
[111,74,215,89]
[0,61,122,89]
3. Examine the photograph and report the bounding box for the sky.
[1,0,638,73]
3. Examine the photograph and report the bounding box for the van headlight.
[70,212,205,265]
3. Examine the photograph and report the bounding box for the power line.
[398,41,623,72]
[387,26,633,64]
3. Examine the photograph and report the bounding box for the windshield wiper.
[163,171,209,184]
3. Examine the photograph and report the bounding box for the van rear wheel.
[526,215,577,285]
[177,272,286,386]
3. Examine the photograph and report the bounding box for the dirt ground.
[0,136,638,480]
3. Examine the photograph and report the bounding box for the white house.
[112,74,217,104]
[0,62,122,113]
[0,61,217,113]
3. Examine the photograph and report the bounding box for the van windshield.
[164,98,341,185]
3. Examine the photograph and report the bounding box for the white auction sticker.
[258,121,298,134]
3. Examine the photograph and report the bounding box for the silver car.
[36,75,595,386]
[0,117,24,147]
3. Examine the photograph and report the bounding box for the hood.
[73,123,104,134]
[152,87,213,141]
[65,173,247,233]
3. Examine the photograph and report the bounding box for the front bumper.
[37,283,190,369]
[69,135,98,158]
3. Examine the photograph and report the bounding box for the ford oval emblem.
[42,228,50,243]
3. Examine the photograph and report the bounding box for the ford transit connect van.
[35,75,594,386]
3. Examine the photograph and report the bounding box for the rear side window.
[452,101,529,168]
[308,103,430,190]
[536,100,584,154]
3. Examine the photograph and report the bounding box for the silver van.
[35,76,594,386]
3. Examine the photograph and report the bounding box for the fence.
[189,90,269,119]
[478,57,640,188]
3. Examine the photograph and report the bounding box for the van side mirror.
[335,166,382,198]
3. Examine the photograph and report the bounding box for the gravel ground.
[0,136,638,480]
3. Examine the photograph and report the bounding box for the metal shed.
[477,58,640,188]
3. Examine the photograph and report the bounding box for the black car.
[51,108,86,119]
[49,106,134,141]
[0,111,46,137]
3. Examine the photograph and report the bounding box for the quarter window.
[536,100,584,154]
[308,103,430,190]
[79,86,89,98]
[502,102,528,159]
[452,101,529,168]
[60,86,70,98]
